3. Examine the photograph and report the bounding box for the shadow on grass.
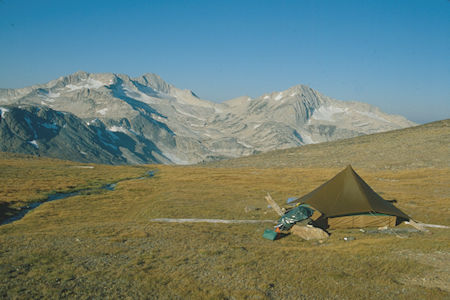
[0,202,18,224]
[276,232,291,240]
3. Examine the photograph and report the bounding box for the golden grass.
[0,152,148,221]
[0,160,449,298]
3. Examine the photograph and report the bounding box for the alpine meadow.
[1,0,449,299]
[0,120,449,298]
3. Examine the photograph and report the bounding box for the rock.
[244,206,260,213]
[290,224,329,240]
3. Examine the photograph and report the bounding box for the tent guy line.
[149,218,276,224]
[405,222,450,229]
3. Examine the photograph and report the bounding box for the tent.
[293,165,410,230]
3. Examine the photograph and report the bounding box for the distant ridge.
[0,71,416,164]
[205,119,450,170]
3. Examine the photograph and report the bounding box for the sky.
[0,0,449,124]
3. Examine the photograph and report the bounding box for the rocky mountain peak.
[0,72,417,165]
[134,73,172,94]
[72,70,90,78]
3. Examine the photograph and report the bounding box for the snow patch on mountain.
[108,126,128,134]
[48,91,60,98]
[96,108,108,115]
[238,141,253,148]
[41,97,55,103]
[122,84,159,103]
[311,105,347,122]
[275,93,283,101]
[66,78,105,91]
[0,107,9,118]
[28,140,38,148]
[86,119,98,126]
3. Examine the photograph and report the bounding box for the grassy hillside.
[0,120,449,298]
[207,119,450,170]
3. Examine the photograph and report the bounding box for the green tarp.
[277,205,314,231]
[262,229,278,240]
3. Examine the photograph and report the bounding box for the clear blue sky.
[0,0,449,123]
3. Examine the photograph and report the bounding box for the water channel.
[1,170,155,226]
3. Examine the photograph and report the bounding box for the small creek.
[1,170,155,226]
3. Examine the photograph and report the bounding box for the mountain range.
[0,71,416,164]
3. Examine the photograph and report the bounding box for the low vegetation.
[0,151,449,298]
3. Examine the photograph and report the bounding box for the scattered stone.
[244,206,260,213]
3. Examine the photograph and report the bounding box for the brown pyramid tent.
[295,165,410,229]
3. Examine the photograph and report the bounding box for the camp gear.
[276,204,314,231]
[262,229,278,240]
[286,197,298,204]
[292,165,410,229]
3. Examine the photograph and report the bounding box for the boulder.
[290,225,329,240]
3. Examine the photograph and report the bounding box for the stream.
[1,170,155,226]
